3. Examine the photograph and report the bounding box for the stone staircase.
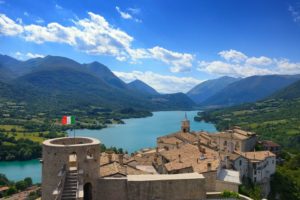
[61,169,78,200]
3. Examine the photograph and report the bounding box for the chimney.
[118,154,124,166]
[176,142,179,149]
[108,153,112,163]
[207,162,212,171]
[197,139,201,152]
[178,154,182,163]
[156,147,159,153]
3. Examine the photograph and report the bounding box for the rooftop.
[127,173,205,181]
[239,151,275,161]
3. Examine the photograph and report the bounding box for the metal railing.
[53,164,67,200]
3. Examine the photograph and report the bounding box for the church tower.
[181,112,190,133]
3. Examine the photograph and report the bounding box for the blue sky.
[1,0,300,93]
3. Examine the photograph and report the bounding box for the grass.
[0,125,25,131]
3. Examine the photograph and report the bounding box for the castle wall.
[96,178,128,200]
[126,174,206,200]
[215,180,239,192]
[42,137,100,200]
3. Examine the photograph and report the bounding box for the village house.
[41,116,274,200]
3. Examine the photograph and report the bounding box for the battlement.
[43,137,100,147]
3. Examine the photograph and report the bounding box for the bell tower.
[181,112,190,133]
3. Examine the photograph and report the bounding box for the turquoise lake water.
[0,111,216,183]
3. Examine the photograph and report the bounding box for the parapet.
[43,137,100,147]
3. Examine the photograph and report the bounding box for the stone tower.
[42,137,100,200]
[181,112,190,133]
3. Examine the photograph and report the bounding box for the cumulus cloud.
[198,49,300,77]
[0,12,194,73]
[149,46,194,72]
[0,14,23,35]
[14,52,45,60]
[218,49,247,63]
[113,70,202,93]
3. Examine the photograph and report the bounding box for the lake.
[0,111,216,183]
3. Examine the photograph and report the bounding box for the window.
[254,170,257,175]
[254,177,256,183]
[239,160,242,166]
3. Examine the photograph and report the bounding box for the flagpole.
[73,124,76,144]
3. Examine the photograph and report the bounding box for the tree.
[24,177,32,187]
[4,186,17,196]
[15,180,27,190]
[0,173,9,186]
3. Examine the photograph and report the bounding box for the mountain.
[0,55,195,111]
[268,79,300,100]
[85,62,128,89]
[127,79,159,95]
[0,55,21,81]
[187,76,239,104]
[201,75,300,107]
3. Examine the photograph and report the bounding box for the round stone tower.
[42,137,100,200]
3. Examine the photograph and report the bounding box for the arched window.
[69,152,77,170]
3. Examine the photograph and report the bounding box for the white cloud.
[24,12,29,16]
[113,70,202,93]
[115,6,142,23]
[245,56,273,66]
[14,52,45,60]
[0,0,5,4]
[219,49,248,63]
[275,59,300,74]
[116,6,132,19]
[0,14,23,36]
[149,46,194,73]
[197,50,300,77]
[0,12,194,73]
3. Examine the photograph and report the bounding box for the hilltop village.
[41,117,277,200]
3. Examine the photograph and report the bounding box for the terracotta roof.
[239,151,275,161]
[211,131,249,140]
[160,143,220,173]
[220,152,241,161]
[100,162,148,177]
[158,136,184,145]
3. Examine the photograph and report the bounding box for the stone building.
[41,118,271,200]
[210,127,257,152]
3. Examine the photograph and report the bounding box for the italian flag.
[61,116,76,125]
